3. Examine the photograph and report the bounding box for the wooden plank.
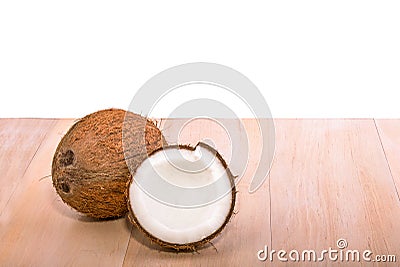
[2,118,399,266]
[269,119,400,266]
[123,118,272,267]
[0,119,132,266]
[0,119,55,215]
[375,119,400,202]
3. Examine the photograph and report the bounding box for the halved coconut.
[127,143,236,251]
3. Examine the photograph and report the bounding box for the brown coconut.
[52,108,165,219]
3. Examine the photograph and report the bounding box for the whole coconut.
[52,108,165,219]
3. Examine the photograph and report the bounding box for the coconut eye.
[59,150,75,166]
[60,182,70,193]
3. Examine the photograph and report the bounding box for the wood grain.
[0,119,132,266]
[270,119,400,266]
[375,119,400,202]
[1,118,399,266]
[0,119,55,215]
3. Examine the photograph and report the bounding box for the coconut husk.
[52,108,165,219]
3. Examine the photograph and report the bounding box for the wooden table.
[1,119,399,266]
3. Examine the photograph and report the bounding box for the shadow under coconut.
[51,193,125,223]
[76,214,124,223]
[51,194,80,220]
[124,216,221,254]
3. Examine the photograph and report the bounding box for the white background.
[0,1,399,118]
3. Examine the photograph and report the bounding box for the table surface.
[0,118,399,266]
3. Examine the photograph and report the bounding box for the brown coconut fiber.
[52,108,165,219]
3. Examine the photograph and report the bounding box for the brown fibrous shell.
[52,108,165,219]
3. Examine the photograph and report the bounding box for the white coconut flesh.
[128,144,235,246]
